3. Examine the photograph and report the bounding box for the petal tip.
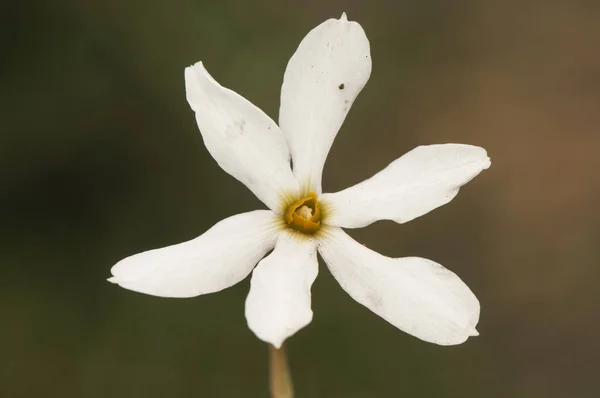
[469,146,491,171]
[469,328,480,337]
[184,61,216,111]
[482,156,491,170]
[475,146,491,170]
[185,61,208,81]
[187,60,204,69]
[340,12,348,21]
[107,276,118,284]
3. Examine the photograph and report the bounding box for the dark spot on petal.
[344,100,349,104]
[338,83,345,90]
[225,119,246,141]
[236,119,246,131]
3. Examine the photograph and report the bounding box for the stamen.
[296,205,313,219]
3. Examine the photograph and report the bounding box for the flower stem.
[268,344,294,398]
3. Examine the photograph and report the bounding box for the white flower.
[109,13,491,349]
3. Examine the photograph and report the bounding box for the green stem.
[269,344,294,398]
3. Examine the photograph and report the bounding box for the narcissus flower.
[109,13,490,348]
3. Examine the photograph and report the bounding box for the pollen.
[284,192,322,234]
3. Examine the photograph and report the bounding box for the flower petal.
[245,230,318,348]
[319,227,480,345]
[279,13,372,193]
[321,144,491,228]
[185,62,300,212]
[109,211,283,298]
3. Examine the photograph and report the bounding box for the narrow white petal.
[185,62,300,212]
[319,227,480,345]
[279,13,372,193]
[109,211,283,298]
[321,144,491,228]
[245,231,318,348]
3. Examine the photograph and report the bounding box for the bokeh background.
[2,0,599,397]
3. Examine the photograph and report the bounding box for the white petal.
[319,227,480,345]
[321,144,491,228]
[245,230,318,348]
[185,62,300,212]
[109,211,283,298]
[279,13,372,193]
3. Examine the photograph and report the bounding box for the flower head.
[109,13,490,348]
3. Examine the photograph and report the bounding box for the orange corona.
[283,192,322,234]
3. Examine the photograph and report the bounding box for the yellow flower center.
[284,192,322,234]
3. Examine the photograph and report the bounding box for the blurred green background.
[2,0,599,397]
